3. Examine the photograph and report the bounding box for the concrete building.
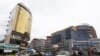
[45,36,53,52]
[51,24,97,51]
[30,38,45,52]
[51,31,61,45]
[4,18,13,44]
[73,38,100,52]
[9,3,32,48]
[62,25,97,41]
[0,3,31,54]
[51,24,97,44]
[90,38,100,52]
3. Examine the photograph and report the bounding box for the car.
[56,51,70,56]
[16,49,37,56]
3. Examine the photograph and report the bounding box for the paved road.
[93,53,100,56]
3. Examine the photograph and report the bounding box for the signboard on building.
[53,44,58,48]
[4,50,12,52]
[0,43,19,50]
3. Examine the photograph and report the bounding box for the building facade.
[51,31,61,45]
[9,3,32,48]
[51,24,97,51]
[51,24,97,44]
[63,25,97,41]
[30,38,45,52]
[45,36,53,52]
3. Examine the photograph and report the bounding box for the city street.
[0,0,100,56]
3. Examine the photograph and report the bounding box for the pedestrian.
[78,50,83,56]
[75,50,79,56]
[73,51,77,56]
[88,48,93,56]
[93,48,97,53]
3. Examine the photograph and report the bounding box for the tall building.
[61,25,97,41]
[51,31,61,45]
[51,24,97,51]
[51,24,97,43]
[4,17,13,43]
[74,25,97,40]
[9,3,32,48]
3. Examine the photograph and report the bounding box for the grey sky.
[0,0,100,41]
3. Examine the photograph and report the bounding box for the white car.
[56,55,66,56]
[56,51,70,56]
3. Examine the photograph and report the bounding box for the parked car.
[45,52,53,56]
[16,49,36,56]
[56,51,70,56]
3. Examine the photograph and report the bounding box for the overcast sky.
[0,0,100,41]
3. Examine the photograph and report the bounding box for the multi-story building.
[30,38,45,52]
[9,3,32,48]
[45,36,52,52]
[0,17,13,43]
[51,31,61,45]
[0,3,31,55]
[51,24,97,43]
[90,38,100,52]
[62,25,97,41]
[73,38,100,51]
[51,24,97,51]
